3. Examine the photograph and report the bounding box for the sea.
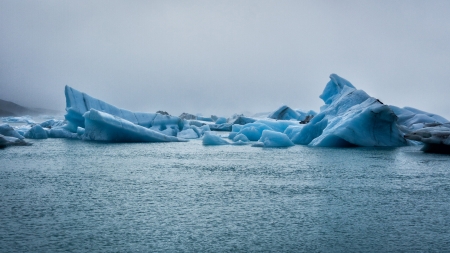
[1,138,449,252]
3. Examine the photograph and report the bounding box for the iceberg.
[64,85,185,133]
[82,109,185,142]
[389,106,448,133]
[0,134,30,148]
[230,116,256,125]
[24,125,48,139]
[209,123,232,131]
[63,86,190,142]
[405,123,450,154]
[267,105,316,122]
[202,131,230,145]
[235,122,273,141]
[0,123,25,139]
[268,105,300,120]
[291,74,408,147]
[215,117,228,124]
[0,124,30,147]
[177,129,199,139]
[257,130,294,148]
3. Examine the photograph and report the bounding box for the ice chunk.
[215,117,227,124]
[82,109,184,142]
[236,122,273,141]
[389,106,448,133]
[40,119,65,129]
[209,123,232,131]
[255,119,299,133]
[177,129,199,139]
[319,73,356,105]
[233,133,249,143]
[0,124,24,139]
[230,116,256,125]
[284,125,304,139]
[24,125,48,139]
[268,105,301,120]
[292,74,408,147]
[202,132,230,145]
[0,134,30,148]
[258,130,294,148]
[405,123,450,154]
[48,127,78,139]
[196,115,214,122]
[64,86,184,131]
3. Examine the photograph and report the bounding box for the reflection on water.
[1,139,449,252]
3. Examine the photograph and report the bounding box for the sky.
[1,0,450,119]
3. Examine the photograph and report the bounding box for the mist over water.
[1,139,449,252]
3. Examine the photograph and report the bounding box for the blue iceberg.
[291,74,408,147]
[63,86,192,142]
[202,132,230,145]
[257,130,294,148]
[64,85,185,133]
[82,109,185,142]
[24,125,48,139]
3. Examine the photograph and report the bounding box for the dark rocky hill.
[0,99,61,116]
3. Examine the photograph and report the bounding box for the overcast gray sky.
[1,0,450,118]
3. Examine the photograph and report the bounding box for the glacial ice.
[235,122,273,141]
[389,106,448,133]
[177,129,199,139]
[291,74,408,147]
[64,85,185,133]
[284,125,304,139]
[24,125,48,139]
[202,132,230,145]
[405,123,450,153]
[63,86,195,142]
[0,134,29,148]
[267,105,316,122]
[215,117,228,124]
[233,133,249,143]
[0,124,30,147]
[6,73,447,151]
[258,130,294,148]
[82,109,185,142]
[0,124,25,140]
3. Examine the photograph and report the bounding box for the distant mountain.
[0,98,62,117]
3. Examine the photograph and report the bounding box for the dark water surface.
[1,139,449,252]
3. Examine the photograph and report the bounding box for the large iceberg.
[64,85,185,133]
[63,86,190,142]
[291,74,408,147]
[82,109,185,142]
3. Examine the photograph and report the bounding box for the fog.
[1,1,450,118]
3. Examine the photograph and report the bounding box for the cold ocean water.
[1,138,449,252]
